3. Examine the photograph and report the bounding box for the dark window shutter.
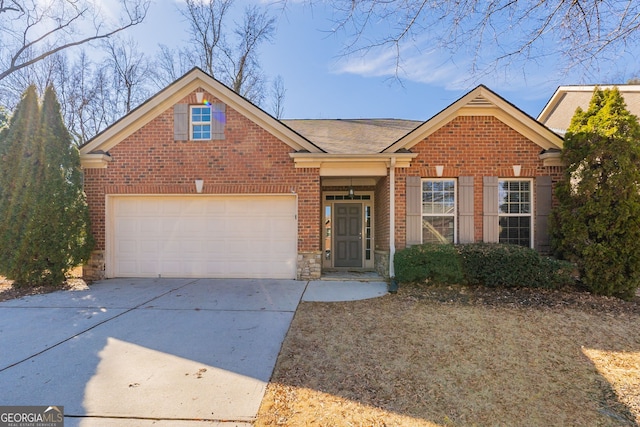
[174,104,188,141]
[458,176,474,243]
[406,176,422,246]
[211,103,226,140]
[535,176,553,253]
[483,176,499,243]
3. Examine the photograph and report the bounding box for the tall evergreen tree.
[551,87,640,300]
[0,85,42,283]
[0,85,93,286]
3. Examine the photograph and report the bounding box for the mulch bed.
[0,276,89,302]
[403,281,640,315]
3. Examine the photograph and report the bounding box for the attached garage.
[106,195,298,279]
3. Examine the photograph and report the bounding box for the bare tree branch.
[300,0,640,78]
[170,0,278,106]
[0,0,150,81]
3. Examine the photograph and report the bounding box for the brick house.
[79,68,564,281]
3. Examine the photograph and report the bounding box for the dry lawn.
[256,283,640,426]
[0,268,88,302]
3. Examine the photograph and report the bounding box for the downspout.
[389,157,396,280]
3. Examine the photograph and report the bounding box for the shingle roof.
[282,119,422,154]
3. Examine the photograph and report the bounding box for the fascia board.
[80,153,112,169]
[538,84,640,123]
[80,69,322,159]
[385,86,562,153]
[290,153,417,170]
[383,88,479,153]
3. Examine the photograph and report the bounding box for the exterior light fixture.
[195,179,204,193]
[512,165,521,177]
[435,165,444,177]
[348,178,355,199]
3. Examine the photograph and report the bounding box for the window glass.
[422,179,456,243]
[191,106,212,140]
[498,180,532,247]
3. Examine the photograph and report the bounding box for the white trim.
[322,191,375,269]
[497,178,535,248]
[80,68,321,163]
[105,193,298,279]
[389,158,396,278]
[385,86,563,153]
[538,85,640,123]
[421,178,458,244]
[189,105,212,140]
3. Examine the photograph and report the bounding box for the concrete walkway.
[0,278,387,426]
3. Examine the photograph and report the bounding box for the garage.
[107,195,297,279]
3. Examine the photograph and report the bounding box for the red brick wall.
[392,115,563,250]
[84,90,321,253]
[374,176,390,251]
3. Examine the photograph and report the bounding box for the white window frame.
[190,105,212,140]
[498,178,534,248]
[421,178,457,244]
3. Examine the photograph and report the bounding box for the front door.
[334,203,362,267]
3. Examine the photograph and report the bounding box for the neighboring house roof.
[538,85,640,135]
[282,119,421,154]
[79,68,324,167]
[385,85,564,153]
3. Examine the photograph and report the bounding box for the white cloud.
[333,40,566,102]
[333,43,471,88]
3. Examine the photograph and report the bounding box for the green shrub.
[394,243,465,285]
[457,243,573,289]
[550,88,640,300]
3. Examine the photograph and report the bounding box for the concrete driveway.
[0,278,307,426]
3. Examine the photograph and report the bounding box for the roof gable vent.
[468,94,494,107]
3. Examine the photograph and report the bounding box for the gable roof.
[384,85,564,153]
[283,119,421,154]
[538,85,640,135]
[80,68,323,166]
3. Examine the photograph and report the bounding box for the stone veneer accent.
[374,250,390,279]
[84,250,323,281]
[297,251,322,280]
[83,250,105,281]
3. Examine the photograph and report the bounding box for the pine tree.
[0,85,93,286]
[551,87,640,300]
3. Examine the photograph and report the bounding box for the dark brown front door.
[334,203,362,267]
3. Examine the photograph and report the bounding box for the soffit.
[384,86,564,153]
[79,68,323,159]
[538,85,640,135]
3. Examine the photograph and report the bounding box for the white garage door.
[108,195,297,279]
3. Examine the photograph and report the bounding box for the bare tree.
[271,75,286,119]
[180,0,233,77]
[153,45,194,90]
[0,0,150,81]
[220,6,276,104]
[304,0,640,77]
[105,36,151,113]
[170,0,278,105]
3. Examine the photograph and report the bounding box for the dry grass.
[0,267,88,302]
[256,283,640,426]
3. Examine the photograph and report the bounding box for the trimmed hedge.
[394,243,574,289]
[458,243,574,289]
[394,243,464,285]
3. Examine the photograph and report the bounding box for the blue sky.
[127,0,639,121]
